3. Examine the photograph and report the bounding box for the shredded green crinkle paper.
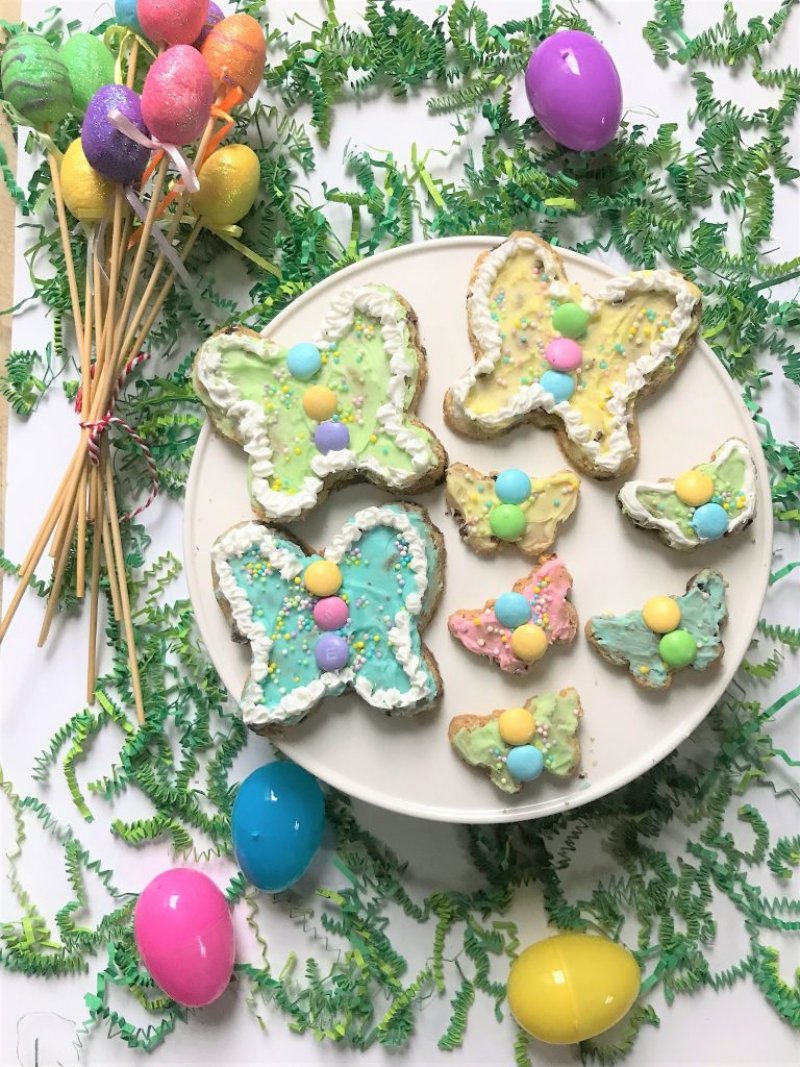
[1,0,799,1060]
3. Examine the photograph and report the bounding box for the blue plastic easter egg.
[495,468,532,505]
[232,763,325,892]
[691,501,728,540]
[495,592,532,629]
[539,370,575,403]
[506,745,545,782]
[115,0,143,32]
[287,341,322,380]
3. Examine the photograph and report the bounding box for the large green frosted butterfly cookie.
[194,284,447,521]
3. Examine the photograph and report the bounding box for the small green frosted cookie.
[586,570,727,690]
[617,437,756,550]
[448,688,583,794]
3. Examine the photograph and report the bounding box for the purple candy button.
[314,634,349,672]
[314,420,350,454]
[82,84,151,184]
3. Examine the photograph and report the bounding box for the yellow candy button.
[304,560,342,597]
[510,624,548,662]
[302,386,337,421]
[498,707,536,746]
[674,469,714,507]
[641,595,681,634]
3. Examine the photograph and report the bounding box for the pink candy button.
[544,337,582,371]
[313,596,349,631]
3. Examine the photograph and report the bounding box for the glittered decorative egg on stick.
[194,1,225,48]
[0,32,73,129]
[60,139,114,222]
[82,84,151,183]
[138,0,210,46]
[525,30,622,152]
[60,32,115,114]
[191,143,259,226]
[200,13,266,99]
[141,45,214,145]
[115,0,143,33]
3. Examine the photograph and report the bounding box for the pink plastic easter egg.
[141,45,214,145]
[138,0,209,46]
[134,868,234,1007]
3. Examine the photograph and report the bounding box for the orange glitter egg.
[200,13,266,99]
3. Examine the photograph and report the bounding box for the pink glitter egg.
[313,596,349,632]
[138,0,209,46]
[544,337,583,371]
[141,45,214,145]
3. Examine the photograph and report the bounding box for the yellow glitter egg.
[510,624,548,663]
[192,144,261,228]
[674,468,714,507]
[302,386,337,421]
[508,932,640,1045]
[641,595,681,634]
[304,560,342,597]
[60,138,113,222]
[498,707,535,746]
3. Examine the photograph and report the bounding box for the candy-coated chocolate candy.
[495,468,531,505]
[60,33,115,115]
[0,33,73,129]
[191,143,260,226]
[551,301,589,339]
[539,369,575,403]
[525,30,623,152]
[138,0,210,46]
[141,45,214,145]
[134,868,234,1007]
[498,706,535,746]
[60,138,114,222]
[314,634,349,671]
[194,1,224,48]
[641,595,681,635]
[508,932,640,1044]
[659,628,697,668]
[691,501,728,540]
[200,13,266,99]
[304,560,342,597]
[231,762,325,893]
[286,342,322,380]
[674,468,714,507]
[82,84,151,184]
[489,504,526,542]
[312,596,349,631]
[302,385,337,421]
[115,0,143,32]
[314,420,349,454]
[494,592,532,629]
[544,336,582,371]
[511,623,548,663]
[506,744,544,781]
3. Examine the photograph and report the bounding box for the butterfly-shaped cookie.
[617,437,757,550]
[194,285,447,521]
[444,232,702,479]
[446,462,579,556]
[449,688,583,794]
[586,570,727,690]
[448,555,577,673]
[211,503,444,728]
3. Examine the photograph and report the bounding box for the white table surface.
[1,2,799,1065]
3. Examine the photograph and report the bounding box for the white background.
[1,1,799,1065]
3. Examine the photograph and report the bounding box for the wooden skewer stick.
[37,493,79,646]
[86,491,104,703]
[75,253,95,597]
[101,512,123,623]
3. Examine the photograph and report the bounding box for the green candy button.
[659,629,698,668]
[552,302,590,339]
[489,504,527,542]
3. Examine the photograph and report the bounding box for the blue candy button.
[692,501,728,540]
[495,468,532,505]
[287,342,322,380]
[506,744,544,782]
[494,592,532,629]
[539,369,575,403]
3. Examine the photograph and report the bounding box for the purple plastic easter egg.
[194,1,224,47]
[81,84,151,184]
[525,30,622,152]
[138,0,209,46]
[134,868,234,1007]
[141,45,214,145]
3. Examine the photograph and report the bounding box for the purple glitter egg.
[314,420,350,454]
[81,84,151,184]
[525,30,622,152]
[314,634,349,672]
[193,2,225,48]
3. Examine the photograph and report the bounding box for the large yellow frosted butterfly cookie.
[444,232,702,479]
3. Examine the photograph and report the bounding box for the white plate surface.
[184,237,772,823]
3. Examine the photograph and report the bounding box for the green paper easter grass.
[0,0,799,1061]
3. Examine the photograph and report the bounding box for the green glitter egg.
[489,504,527,542]
[552,302,590,339]
[0,32,73,129]
[60,33,115,115]
[659,629,697,668]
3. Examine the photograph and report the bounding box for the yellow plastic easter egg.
[641,595,681,634]
[60,138,113,222]
[507,932,640,1045]
[498,707,535,746]
[192,144,261,228]
[304,560,342,597]
[510,624,548,663]
[674,469,714,507]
